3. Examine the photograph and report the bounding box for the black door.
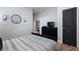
[63,7,77,47]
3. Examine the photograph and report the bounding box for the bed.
[2,34,57,51]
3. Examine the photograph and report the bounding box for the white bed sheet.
[2,34,57,51]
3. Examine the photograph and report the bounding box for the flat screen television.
[47,22,55,27]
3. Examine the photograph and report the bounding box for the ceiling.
[33,7,57,14]
[33,7,48,14]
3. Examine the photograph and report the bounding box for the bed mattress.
[2,34,57,51]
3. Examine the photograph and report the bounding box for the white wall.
[34,8,57,34]
[0,7,33,41]
[77,8,79,48]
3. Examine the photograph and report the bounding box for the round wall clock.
[11,14,22,24]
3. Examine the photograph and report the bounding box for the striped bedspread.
[2,34,57,51]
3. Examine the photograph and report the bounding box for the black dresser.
[42,26,57,39]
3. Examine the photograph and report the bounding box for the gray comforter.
[2,34,57,51]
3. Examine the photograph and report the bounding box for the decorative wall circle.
[11,14,22,24]
[2,15,7,21]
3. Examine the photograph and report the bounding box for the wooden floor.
[56,43,79,51]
